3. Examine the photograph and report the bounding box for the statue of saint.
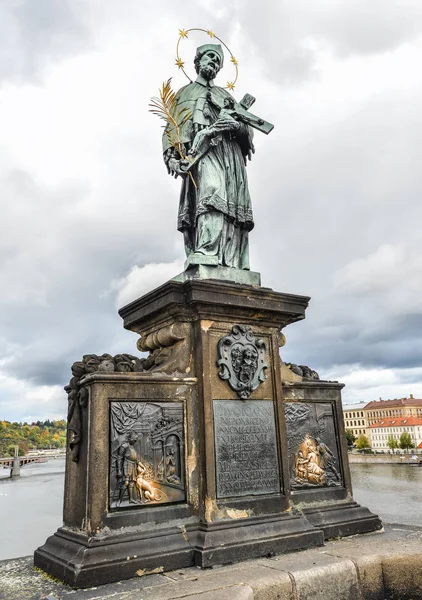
[162,44,255,270]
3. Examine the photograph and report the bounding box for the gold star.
[207,30,215,38]
[230,56,238,66]
[179,29,188,38]
[226,81,235,90]
[175,58,185,69]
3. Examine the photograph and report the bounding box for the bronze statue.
[161,43,273,270]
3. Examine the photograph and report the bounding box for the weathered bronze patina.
[162,44,273,270]
[213,399,280,498]
[110,401,185,509]
[284,401,342,489]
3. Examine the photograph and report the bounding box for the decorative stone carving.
[65,336,192,463]
[65,353,146,463]
[136,322,191,374]
[284,402,342,489]
[285,363,320,381]
[217,325,267,399]
[109,401,185,510]
[64,378,88,463]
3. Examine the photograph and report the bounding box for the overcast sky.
[1,0,422,422]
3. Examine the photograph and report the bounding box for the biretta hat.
[196,43,224,66]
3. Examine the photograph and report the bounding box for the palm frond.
[149,78,197,188]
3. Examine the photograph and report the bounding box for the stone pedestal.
[34,278,381,588]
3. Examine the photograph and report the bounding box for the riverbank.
[1,524,421,599]
[349,453,422,464]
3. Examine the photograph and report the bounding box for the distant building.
[368,416,422,451]
[364,396,422,426]
[342,402,368,439]
[342,396,422,447]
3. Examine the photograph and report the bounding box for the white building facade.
[368,417,422,451]
[342,402,368,439]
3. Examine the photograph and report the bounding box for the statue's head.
[128,431,138,444]
[194,44,224,81]
[223,97,235,110]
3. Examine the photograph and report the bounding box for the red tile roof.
[364,398,422,409]
[368,416,422,429]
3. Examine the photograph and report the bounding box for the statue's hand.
[212,114,240,133]
[190,128,211,156]
[167,158,188,179]
[179,159,191,172]
[247,142,255,162]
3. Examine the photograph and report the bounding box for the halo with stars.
[176,28,239,90]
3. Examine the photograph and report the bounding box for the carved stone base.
[34,525,195,588]
[194,513,323,568]
[35,278,381,588]
[302,502,383,539]
[173,264,261,286]
[34,514,324,588]
[184,253,219,268]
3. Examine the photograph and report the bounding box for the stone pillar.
[11,457,20,478]
[118,279,324,567]
[11,445,20,478]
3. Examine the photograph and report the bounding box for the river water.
[0,459,421,560]
[349,463,422,527]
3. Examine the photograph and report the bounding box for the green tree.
[399,432,415,451]
[387,435,399,453]
[6,445,25,457]
[345,429,356,447]
[356,434,371,450]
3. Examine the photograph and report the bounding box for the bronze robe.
[163,80,254,269]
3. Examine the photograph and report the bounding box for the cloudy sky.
[1,0,422,422]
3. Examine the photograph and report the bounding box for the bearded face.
[198,50,222,81]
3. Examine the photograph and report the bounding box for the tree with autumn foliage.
[0,419,67,456]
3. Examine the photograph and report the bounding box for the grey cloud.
[315,0,422,57]
[215,0,422,85]
[0,156,180,389]
[0,0,91,84]
[254,92,422,376]
[281,289,422,374]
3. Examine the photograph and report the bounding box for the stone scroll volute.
[137,322,192,375]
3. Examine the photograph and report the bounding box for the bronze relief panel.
[213,399,280,498]
[284,402,342,489]
[109,401,185,510]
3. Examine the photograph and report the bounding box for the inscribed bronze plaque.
[213,400,280,498]
[284,402,342,489]
[109,401,185,510]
